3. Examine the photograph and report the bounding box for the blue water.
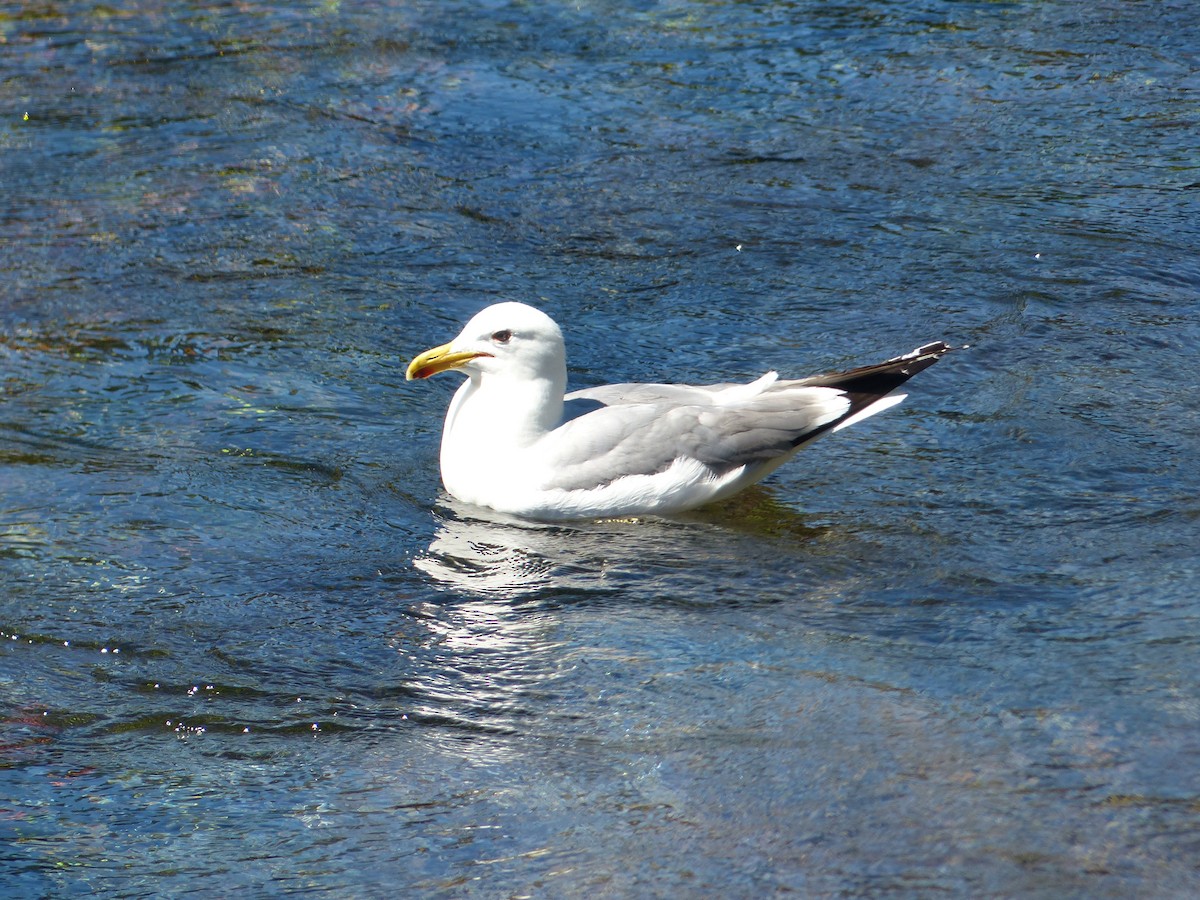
[3,1,1199,896]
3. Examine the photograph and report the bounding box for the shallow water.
[3,1,1200,896]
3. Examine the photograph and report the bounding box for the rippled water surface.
[3,1,1200,896]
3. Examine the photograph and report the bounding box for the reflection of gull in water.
[414,500,629,597]
[398,502,610,749]
[394,590,569,749]
[402,493,844,756]
[413,491,830,599]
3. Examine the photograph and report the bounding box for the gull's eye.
[491,329,512,344]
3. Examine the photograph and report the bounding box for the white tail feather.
[831,392,907,432]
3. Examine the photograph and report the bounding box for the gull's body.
[407,302,951,520]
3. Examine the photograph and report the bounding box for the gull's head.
[406,301,566,384]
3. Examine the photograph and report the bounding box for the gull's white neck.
[439,367,565,504]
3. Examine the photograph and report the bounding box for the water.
[3,0,1199,895]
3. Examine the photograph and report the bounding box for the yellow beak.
[405,342,491,380]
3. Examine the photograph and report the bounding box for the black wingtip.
[784,340,958,449]
[888,340,958,376]
[801,340,958,393]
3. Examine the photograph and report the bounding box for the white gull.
[407,302,952,520]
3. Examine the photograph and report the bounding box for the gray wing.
[566,382,742,406]
[547,343,954,493]
[541,386,851,492]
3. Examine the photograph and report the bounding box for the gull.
[406,302,952,520]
